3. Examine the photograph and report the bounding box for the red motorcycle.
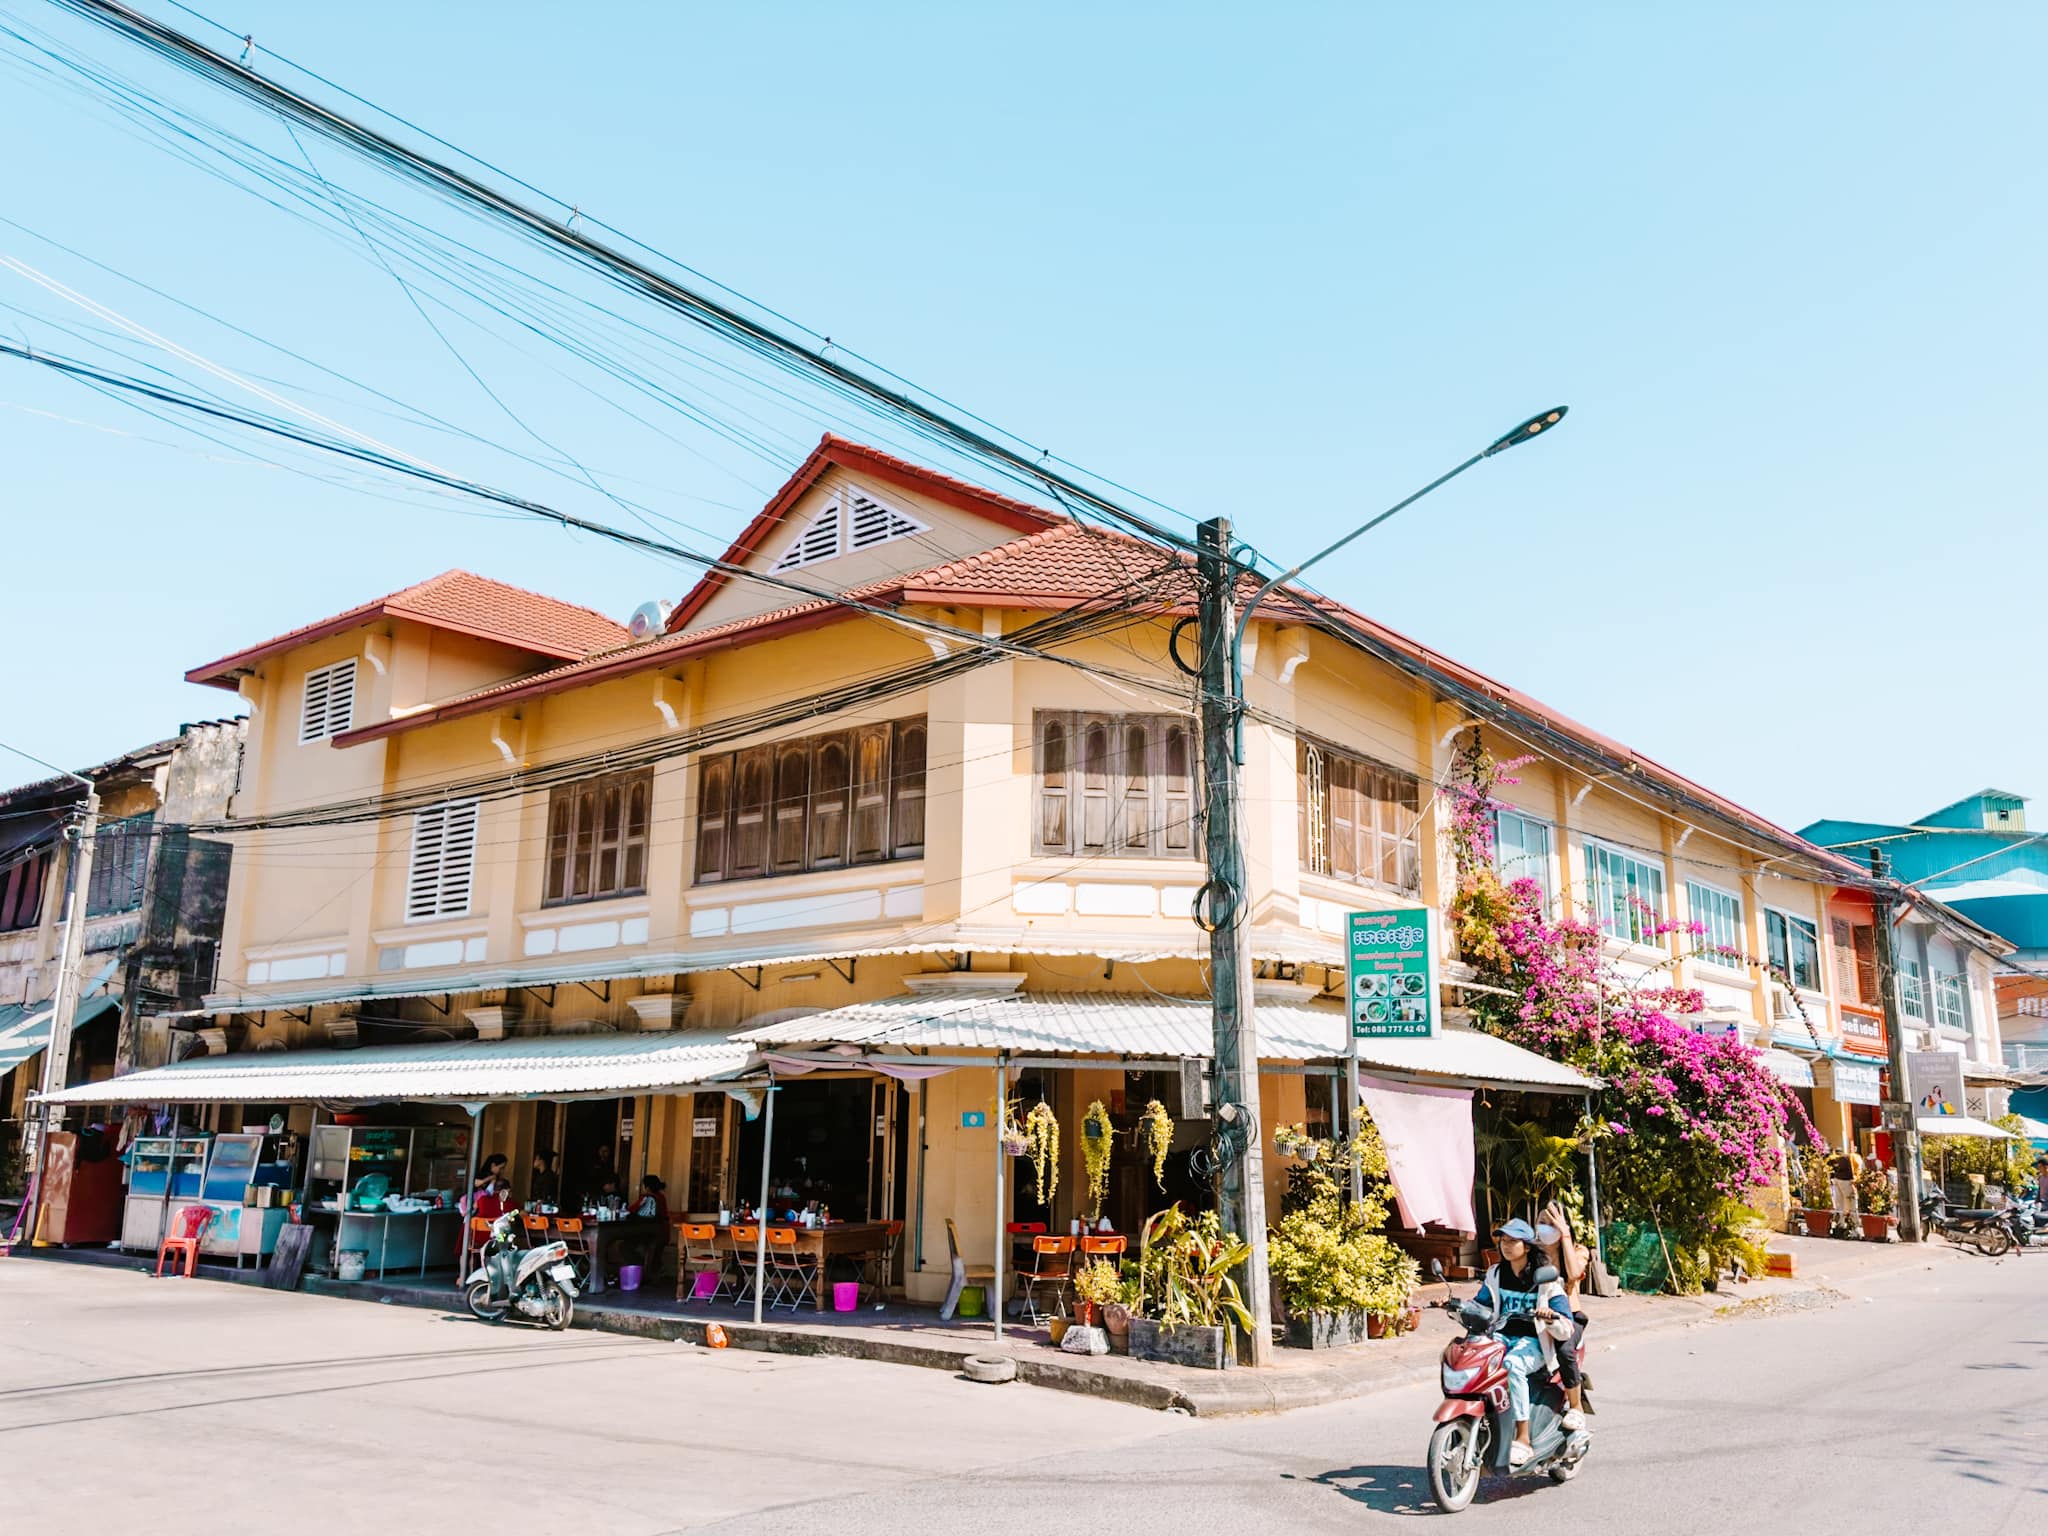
[1425,1261,1591,1513]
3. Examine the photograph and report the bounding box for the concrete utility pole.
[26,784,98,1231]
[1871,849,1923,1243]
[1195,516,1273,1366]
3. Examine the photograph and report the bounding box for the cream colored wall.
[683,473,1038,634]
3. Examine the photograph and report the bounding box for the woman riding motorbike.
[1471,1218,1577,1467]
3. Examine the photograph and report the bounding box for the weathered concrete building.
[0,721,243,1193]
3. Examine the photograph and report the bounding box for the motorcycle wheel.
[1979,1227,2014,1258]
[543,1283,573,1331]
[1428,1419,1485,1514]
[464,1276,508,1322]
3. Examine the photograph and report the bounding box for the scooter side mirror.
[1533,1264,1561,1285]
[1429,1259,1446,1282]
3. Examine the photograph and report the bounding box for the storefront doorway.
[737,1078,893,1219]
[561,1099,628,1208]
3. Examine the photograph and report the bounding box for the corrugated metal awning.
[0,1002,55,1076]
[175,931,1343,1017]
[34,1029,755,1107]
[738,993,1594,1092]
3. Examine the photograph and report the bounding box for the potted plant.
[1268,1123,1420,1349]
[1795,1146,1834,1237]
[1126,1207,1254,1370]
[999,1096,1030,1158]
[1855,1164,1896,1242]
[1072,1255,1122,1328]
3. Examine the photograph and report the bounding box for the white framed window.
[299,658,357,743]
[772,487,928,572]
[1686,881,1745,971]
[1935,971,1969,1033]
[1493,809,1553,904]
[406,799,480,921]
[1765,908,1822,992]
[1584,840,1666,945]
[1899,958,1927,1019]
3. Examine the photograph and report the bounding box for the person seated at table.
[474,1175,515,1225]
[530,1151,560,1208]
[632,1174,670,1225]
[466,1153,508,1213]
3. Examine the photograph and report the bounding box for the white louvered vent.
[406,799,480,920]
[772,499,843,571]
[848,489,927,550]
[300,658,358,743]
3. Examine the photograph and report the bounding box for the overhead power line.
[50,0,1203,557]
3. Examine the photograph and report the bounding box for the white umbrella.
[1916,1114,2015,1141]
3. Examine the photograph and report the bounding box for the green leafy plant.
[1133,1206,1254,1335]
[1929,1113,2032,1194]
[1023,1101,1059,1205]
[1794,1144,1834,1212]
[1856,1163,1894,1217]
[1081,1099,1114,1219]
[1268,1122,1417,1320]
[1073,1257,1124,1309]
[1140,1099,1173,1191]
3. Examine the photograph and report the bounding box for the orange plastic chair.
[1021,1235,1076,1324]
[1080,1233,1127,1260]
[765,1227,817,1310]
[728,1224,762,1307]
[156,1205,214,1278]
[520,1212,551,1242]
[678,1222,729,1302]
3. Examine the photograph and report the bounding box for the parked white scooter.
[464,1211,578,1330]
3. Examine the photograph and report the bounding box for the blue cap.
[1493,1218,1538,1243]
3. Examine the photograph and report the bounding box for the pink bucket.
[618,1265,643,1293]
[691,1270,720,1300]
[831,1281,859,1312]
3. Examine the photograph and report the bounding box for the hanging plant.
[1140,1100,1173,1191]
[999,1095,1029,1158]
[1081,1100,1114,1219]
[1023,1101,1060,1205]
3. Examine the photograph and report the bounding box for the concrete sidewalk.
[12,1229,1983,1416]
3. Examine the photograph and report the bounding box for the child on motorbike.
[1473,1218,1577,1467]
[1534,1204,1590,1428]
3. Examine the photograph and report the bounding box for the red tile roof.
[187,570,630,689]
[315,447,1855,877]
[661,434,1064,632]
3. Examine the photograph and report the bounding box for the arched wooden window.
[1039,719,1069,850]
[731,747,770,878]
[1033,711,1200,859]
[1079,721,1111,851]
[773,743,811,873]
[1120,721,1152,852]
[546,769,652,901]
[1162,724,1193,853]
[810,735,851,868]
[891,721,927,857]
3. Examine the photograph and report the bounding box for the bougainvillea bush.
[1448,744,1811,1290]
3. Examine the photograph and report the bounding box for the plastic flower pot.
[1798,1210,1832,1238]
[1859,1214,1897,1242]
[832,1281,859,1311]
[618,1265,643,1292]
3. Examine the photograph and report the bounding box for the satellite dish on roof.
[627,599,674,642]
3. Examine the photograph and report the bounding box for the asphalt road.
[3,1250,2042,1534]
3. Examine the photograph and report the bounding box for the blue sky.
[1,2,2042,830]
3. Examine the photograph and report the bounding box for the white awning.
[1760,1048,1817,1088]
[0,1002,54,1075]
[1916,1114,2015,1141]
[738,993,1594,1093]
[34,1029,755,1107]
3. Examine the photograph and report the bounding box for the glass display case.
[122,1135,213,1251]
[305,1122,470,1277]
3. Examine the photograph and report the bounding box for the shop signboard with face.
[1347,907,1436,1040]
[1906,1050,1966,1119]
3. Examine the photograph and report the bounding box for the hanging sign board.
[960,1110,987,1129]
[692,1117,719,1139]
[1906,1051,1966,1119]
[1816,1057,1882,1107]
[1348,907,1437,1040]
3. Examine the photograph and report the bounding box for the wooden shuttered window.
[299,658,357,743]
[86,814,155,916]
[543,770,652,906]
[695,716,927,884]
[1829,916,1880,1006]
[1295,735,1422,891]
[407,799,480,920]
[0,847,51,931]
[1032,711,1198,859]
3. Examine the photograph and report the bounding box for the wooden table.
[715,1221,892,1313]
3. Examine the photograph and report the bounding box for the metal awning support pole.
[1346,1042,1365,1206]
[1583,1092,1605,1269]
[992,1054,1007,1343]
[457,1106,480,1283]
[753,1070,776,1326]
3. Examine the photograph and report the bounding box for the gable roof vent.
[773,499,844,571]
[848,489,927,550]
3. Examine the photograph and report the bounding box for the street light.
[1229,406,1568,763]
